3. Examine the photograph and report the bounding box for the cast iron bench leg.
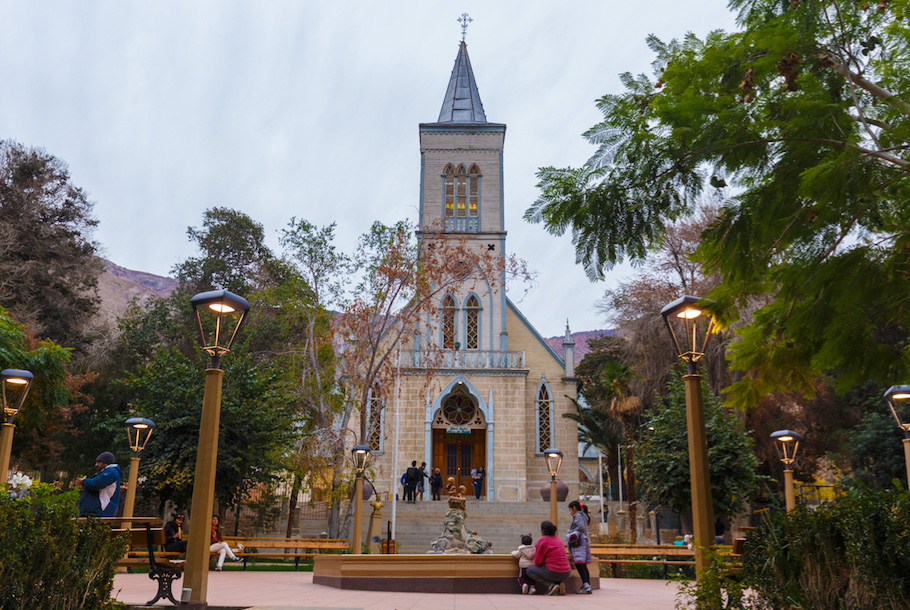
[145,568,181,606]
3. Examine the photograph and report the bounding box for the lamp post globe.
[0,369,33,482]
[543,448,562,526]
[661,295,716,578]
[183,289,249,609]
[351,444,372,554]
[883,385,910,487]
[770,429,801,511]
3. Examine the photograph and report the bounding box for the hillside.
[96,258,177,326]
[545,329,614,361]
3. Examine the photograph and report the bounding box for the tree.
[527,0,910,408]
[126,347,296,509]
[847,410,907,490]
[635,370,764,521]
[0,141,101,348]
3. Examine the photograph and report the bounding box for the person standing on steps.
[404,460,420,503]
[472,465,485,500]
[417,461,429,501]
[567,500,593,594]
[430,467,443,500]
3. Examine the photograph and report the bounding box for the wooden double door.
[432,428,486,497]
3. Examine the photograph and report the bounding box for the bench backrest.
[112,527,166,547]
[223,538,347,550]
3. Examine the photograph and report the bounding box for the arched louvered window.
[464,294,480,350]
[536,382,552,453]
[444,164,456,217]
[468,165,480,217]
[455,164,468,217]
[442,294,456,349]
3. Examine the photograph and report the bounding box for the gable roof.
[506,297,565,368]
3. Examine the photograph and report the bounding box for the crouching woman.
[526,520,571,595]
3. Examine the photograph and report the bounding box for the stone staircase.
[371,500,561,554]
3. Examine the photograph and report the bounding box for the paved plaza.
[112,572,683,609]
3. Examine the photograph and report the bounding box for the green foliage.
[741,489,910,610]
[126,347,297,508]
[0,140,101,348]
[635,371,765,518]
[0,483,127,610]
[528,0,910,408]
[846,410,907,490]
[674,547,747,610]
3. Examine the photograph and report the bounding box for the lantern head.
[884,385,910,436]
[770,429,802,466]
[1,369,33,420]
[125,417,156,455]
[544,447,563,478]
[190,290,251,365]
[352,444,371,474]
[660,296,715,365]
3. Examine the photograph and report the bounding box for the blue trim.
[499,149,505,231]
[419,153,425,225]
[419,123,507,134]
[506,297,565,367]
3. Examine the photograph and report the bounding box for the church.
[362,38,581,504]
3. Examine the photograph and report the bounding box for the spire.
[563,320,575,378]
[437,41,487,123]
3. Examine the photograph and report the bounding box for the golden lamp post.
[770,429,801,511]
[544,448,563,527]
[660,295,716,578]
[121,417,156,527]
[351,444,372,554]
[182,290,250,610]
[883,385,910,488]
[0,369,34,482]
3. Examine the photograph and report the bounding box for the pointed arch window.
[442,164,481,221]
[442,294,456,349]
[536,382,552,453]
[367,385,384,452]
[444,164,456,217]
[468,165,480,217]
[464,294,481,350]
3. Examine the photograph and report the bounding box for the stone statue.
[428,477,492,554]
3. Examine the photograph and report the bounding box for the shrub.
[741,487,910,610]
[0,483,127,610]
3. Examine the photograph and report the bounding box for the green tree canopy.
[0,141,101,348]
[527,0,910,408]
[635,370,764,518]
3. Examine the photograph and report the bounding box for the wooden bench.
[221,536,349,570]
[590,544,737,571]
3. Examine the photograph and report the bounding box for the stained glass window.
[442,294,456,349]
[465,294,480,350]
[443,393,476,425]
[537,384,551,452]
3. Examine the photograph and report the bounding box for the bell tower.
[418,40,509,351]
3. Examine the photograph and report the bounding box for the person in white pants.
[210,514,242,570]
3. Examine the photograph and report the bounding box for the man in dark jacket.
[404,460,420,504]
[163,513,188,552]
[77,452,124,517]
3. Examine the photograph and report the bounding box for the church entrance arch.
[431,388,487,497]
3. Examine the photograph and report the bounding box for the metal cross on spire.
[458,12,472,42]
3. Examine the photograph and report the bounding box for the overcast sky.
[0,1,739,337]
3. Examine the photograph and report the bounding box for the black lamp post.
[883,385,910,488]
[661,295,715,577]
[121,417,156,525]
[770,429,801,511]
[351,444,372,554]
[183,290,250,609]
[0,369,33,481]
[544,447,563,526]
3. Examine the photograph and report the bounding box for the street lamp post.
[661,295,715,577]
[121,417,156,527]
[770,430,801,511]
[883,385,910,488]
[351,444,372,555]
[0,369,34,482]
[544,448,563,527]
[183,290,250,609]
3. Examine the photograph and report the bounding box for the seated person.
[526,520,571,595]
[163,513,187,553]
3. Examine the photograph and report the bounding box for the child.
[510,534,536,594]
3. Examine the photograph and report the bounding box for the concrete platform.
[111,570,682,609]
[312,554,599,593]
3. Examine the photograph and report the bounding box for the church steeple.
[437,41,487,123]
